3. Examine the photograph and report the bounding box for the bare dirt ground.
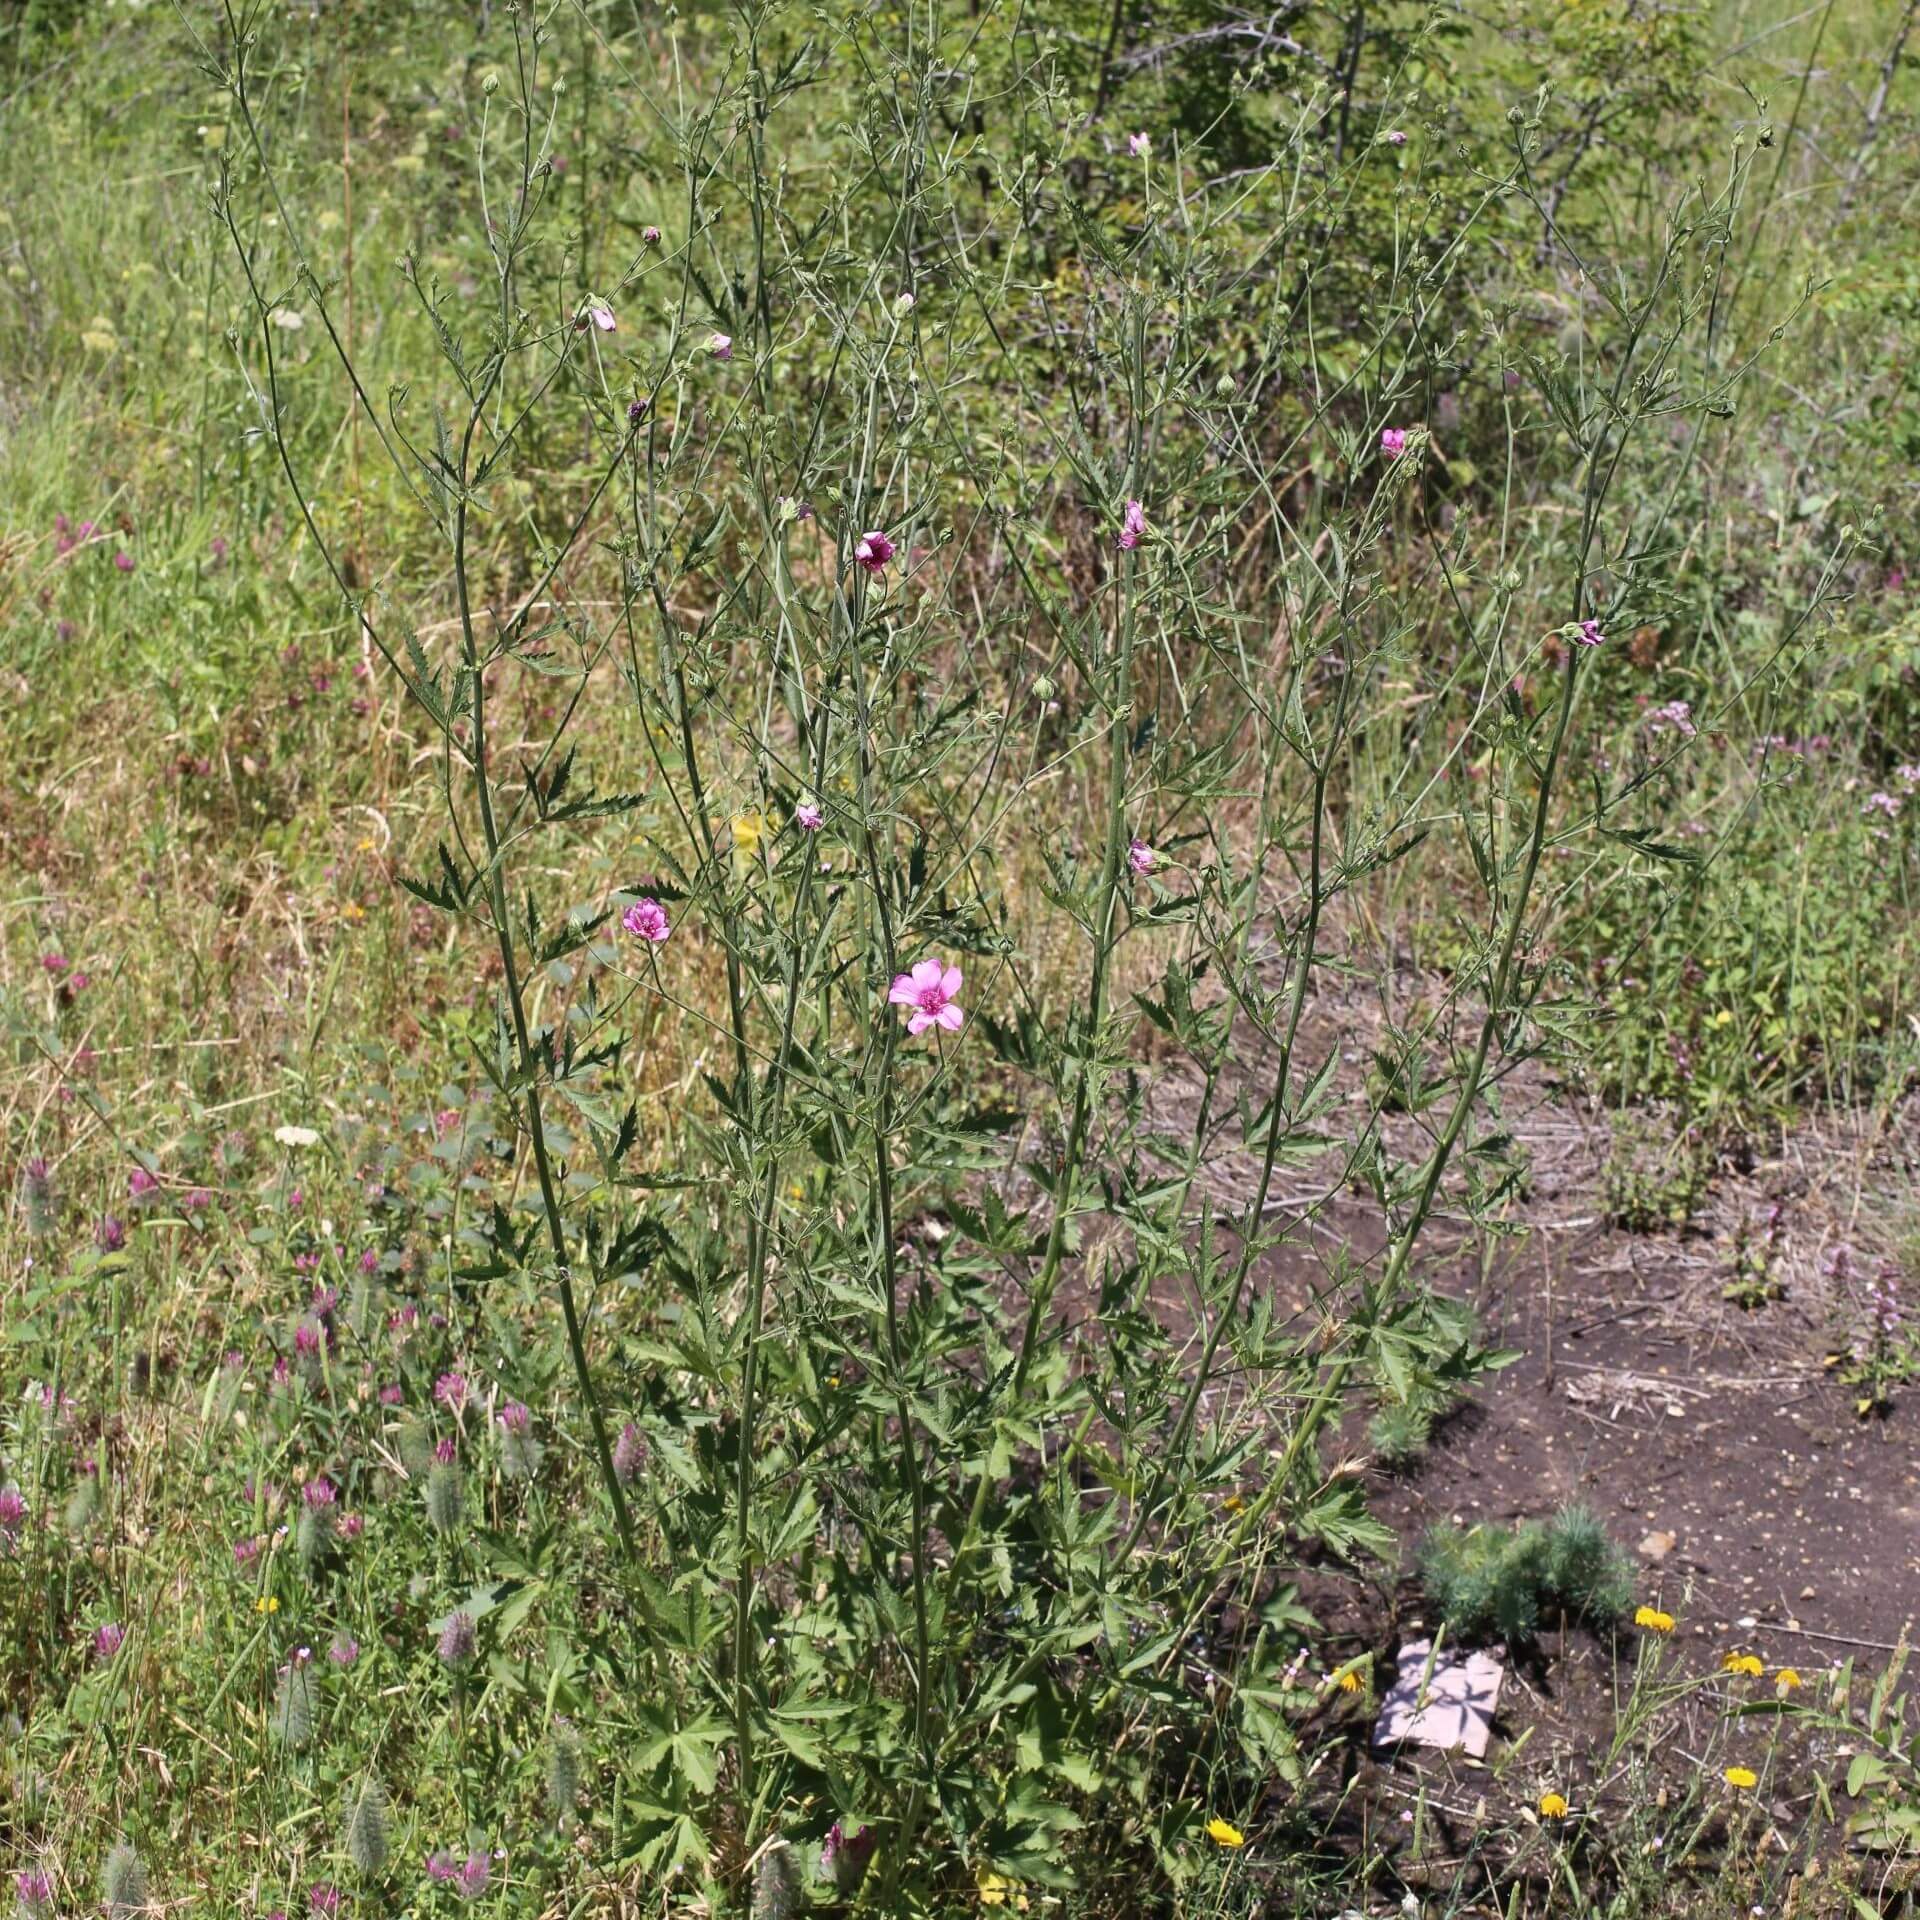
[1388,1096,1920,1654]
[1129,972,1920,1894]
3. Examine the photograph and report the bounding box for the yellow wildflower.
[1720,1652,1764,1678]
[1633,1605,1675,1634]
[1773,1668,1802,1695]
[730,810,767,859]
[975,1868,1027,1910]
[1337,1668,1363,1694]
[1538,1791,1569,1820]
[1205,1817,1246,1849]
[255,1595,279,1614]
[1220,1494,1247,1515]
[1723,1766,1757,1791]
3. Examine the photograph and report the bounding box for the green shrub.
[1418,1505,1635,1644]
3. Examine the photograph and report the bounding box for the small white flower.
[273,1125,321,1149]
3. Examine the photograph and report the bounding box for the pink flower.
[93,1622,125,1662]
[113,550,134,573]
[1385,128,1408,146]
[1380,427,1407,457]
[434,1371,468,1410]
[888,958,964,1036]
[497,1401,532,1435]
[708,332,733,361]
[1865,790,1901,818]
[0,1487,27,1551]
[1127,838,1155,876]
[302,1476,337,1510]
[1574,617,1605,648]
[587,303,616,332]
[128,1166,159,1203]
[1117,499,1147,552]
[1127,131,1150,158]
[1648,700,1696,738]
[328,1634,360,1665]
[853,530,895,575]
[794,802,823,832]
[621,897,671,943]
[642,225,662,245]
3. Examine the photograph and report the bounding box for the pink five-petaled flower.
[587,303,616,332]
[853,529,895,575]
[1127,131,1150,158]
[1574,617,1605,648]
[1127,838,1155,876]
[708,332,733,361]
[1117,499,1147,552]
[621,897,671,944]
[888,959,964,1037]
[794,801,823,832]
[1380,427,1408,457]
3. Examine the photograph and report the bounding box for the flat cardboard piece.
[1372,1639,1504,1758]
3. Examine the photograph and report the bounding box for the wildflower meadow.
[3,0,1920,1913]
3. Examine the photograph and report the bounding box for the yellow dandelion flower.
[1720,1652,1763,1678]
[1723,1766,1757,1791]
[1221,1494,1247,1515]
[1338,1668,1363,1694]
[1538,1791,1569,1820]
[1205,1817,1246,1849]
[1633,1605,1675,1634]
[1773,1668,1802,1694]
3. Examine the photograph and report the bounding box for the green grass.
[2,0,1919,1913]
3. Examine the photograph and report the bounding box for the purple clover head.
[437,1610,477,1668]
[612,1421,646,1486]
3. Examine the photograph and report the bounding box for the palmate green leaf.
[635,1705,729,1795]
[623,1807,710,1881]
[1296,1478,1398,1563]
[765,1691,860,1769]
